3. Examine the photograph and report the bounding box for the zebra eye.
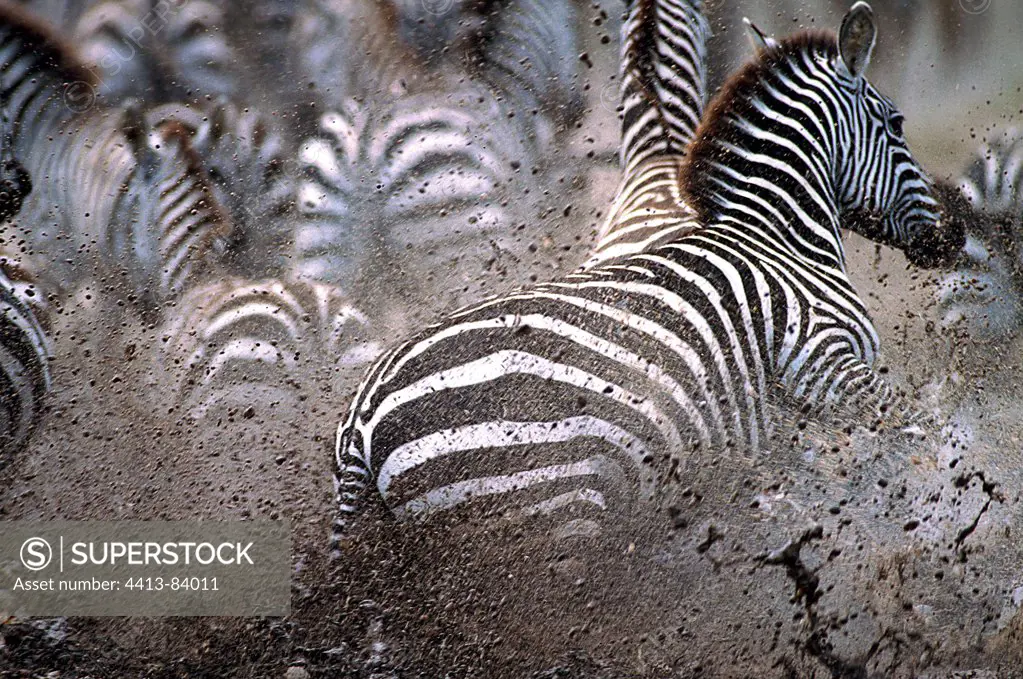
[886,113,905,139]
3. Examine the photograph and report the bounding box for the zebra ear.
[120,100,158,178]
[838,2,876,81]
[743,18,777,55]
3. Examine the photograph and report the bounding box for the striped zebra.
[331,3,960,547]
[144,98,295,276]
[292,1,542,314]
[74,0,238,105]
[0,3,233,308]
[155,275,379,421]
[0,263,50,459]
[0,119,49,461]
[475,0,583,135]
[938,129,1023,342]
[586,0,711,266]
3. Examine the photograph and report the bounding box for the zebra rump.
[156,275,379,420]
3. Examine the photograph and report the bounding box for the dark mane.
[679,30,838,219]
[0,1,98,86]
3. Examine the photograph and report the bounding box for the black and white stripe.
[73,0,238,105]
[145,99,295,276]
[332,3,955,547]
[0,107,48,460]
[293,84,537,312]
[587,0,710,266]
[938,129,1023,341]
[0,4,232,307]
[155,275,379,420]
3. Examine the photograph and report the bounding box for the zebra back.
[619,0,710,172]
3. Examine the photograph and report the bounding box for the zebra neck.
[683,109,846,270]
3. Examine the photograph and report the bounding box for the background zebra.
[0,116,49,461]
[938,129,1023,342]
[332,3,961,549]
[0,3,234,310]
[154,275,379,421]
[144,99,296,277]
[291,0,570,320]
[73,0,238,105]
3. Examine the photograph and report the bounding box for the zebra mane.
[0,1,98,87]
[679,30,837,218]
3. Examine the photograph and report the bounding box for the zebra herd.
[0,0,1022,643]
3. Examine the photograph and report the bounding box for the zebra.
[292,1,544,316]
[144,98,296,276]
[73,0,238,105]
[473,0,584,136]
[155,275,380,421]
[938,129,1023,342]
[0,112,49,461]
[0,3,233,308]
[586,0,711,267]
[331,3,962,548]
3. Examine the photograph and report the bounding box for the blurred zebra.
[73,0,238,105]
[0,264,50,459]
[938,129,1023,342]
[475,0,583,136]
[586,0,710,266]
[292,1,540,314]
[331,4,957,546]
[0,4,232,307]
[155,275,379,420]
[145,98,295,276]
[0,111,49,460]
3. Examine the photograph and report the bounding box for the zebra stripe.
[294,88,535,309]
[0,115,48,461]
[74,0,238,105]
[0,4,232,306]
[333,4,950,548]
[587,0,710,267]
[0,265,50,459]
[145,99,294,276]
[156,276,380,420]
[938,129,1023,341]
[477,0,583,132]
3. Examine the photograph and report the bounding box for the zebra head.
[824,3,961,267]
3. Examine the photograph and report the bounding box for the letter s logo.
[20,537,52,571]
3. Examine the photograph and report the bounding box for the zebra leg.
[801,355,929,435]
